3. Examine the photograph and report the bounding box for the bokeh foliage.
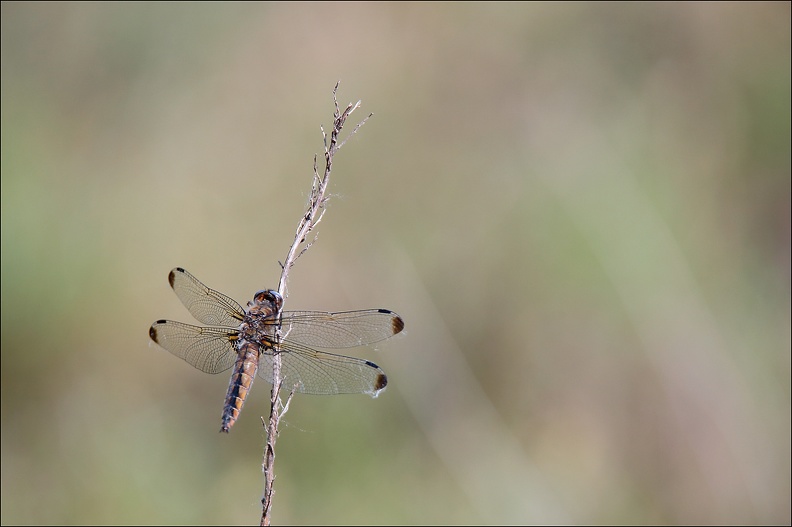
[2,2,789,524]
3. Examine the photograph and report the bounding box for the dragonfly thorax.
[240,289,282,344]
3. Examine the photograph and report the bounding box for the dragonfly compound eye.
[253,289,282,307]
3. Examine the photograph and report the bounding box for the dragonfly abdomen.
[220,341,260,433]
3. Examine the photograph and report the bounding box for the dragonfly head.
[252,289,283,312]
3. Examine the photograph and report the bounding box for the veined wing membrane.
[280,309,404,349]
[168,267,246,327]
[258,340,387,396]
[150,320,238,374]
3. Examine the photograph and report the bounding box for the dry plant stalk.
[260,83,371,527]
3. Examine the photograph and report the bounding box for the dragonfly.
[149,267,404,432]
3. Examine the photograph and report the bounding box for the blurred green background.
[2,2,789,525]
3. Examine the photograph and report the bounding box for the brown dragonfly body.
[149,268,403,432]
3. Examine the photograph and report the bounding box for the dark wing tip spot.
[168,269,178,288]
[149,325,160,342]
[391,314,405,335]
[364,361,388,392]
[375,373,388,391]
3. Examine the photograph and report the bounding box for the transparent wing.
[149,319,238,374]
[279,309,404,349]
[168,267,246,326]
[257,340,388,396]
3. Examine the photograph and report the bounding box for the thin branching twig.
[260,82,370,527]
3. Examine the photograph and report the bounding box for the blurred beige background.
[2,2,789,525]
